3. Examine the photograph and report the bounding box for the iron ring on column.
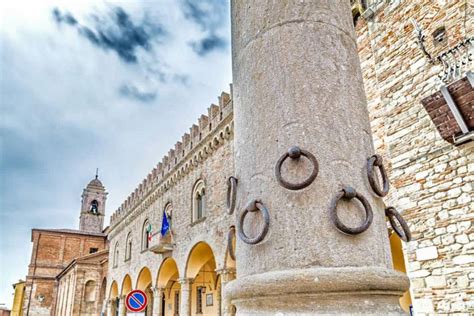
[227,226,236,260]
[237,200,270,245]
[329,186,373,235]
[226,176,238,215]
[367,154,389,197]
[275,146,319,190]
[385,207,412,242]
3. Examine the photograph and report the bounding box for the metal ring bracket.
[385,207,412,242]
[275,146,319,190]
[367,154,389,197]
[226,176,238,215]
[237,200,270,245]
[329,187,373,235]
[227,226,236,260]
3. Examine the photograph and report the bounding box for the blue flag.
[161,210,170,236]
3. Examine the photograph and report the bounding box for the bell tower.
[79,173,107,233]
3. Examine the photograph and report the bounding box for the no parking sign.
[126,289,148,313]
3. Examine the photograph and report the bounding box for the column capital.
[152,286,165,296]
[215,268,236,282]
[177,277,194,285]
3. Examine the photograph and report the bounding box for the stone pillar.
[228,1,409,314]
[106,299,113,316]
[101,299,107,316]
[178,278,193,316]
[216,268,236,316]
[152,287,165,316]
[118,296,126,316]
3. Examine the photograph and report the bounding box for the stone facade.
[354,0,473,315]
[55,250,108,316]
[107,92,235,316]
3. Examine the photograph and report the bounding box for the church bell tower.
[79,173,107,233]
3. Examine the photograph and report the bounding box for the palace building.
[16,1,472,315]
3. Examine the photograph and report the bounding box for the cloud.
[181,0,228,56]
[191,33,227,56]
[119,84,157,102]
[52,6,166,63]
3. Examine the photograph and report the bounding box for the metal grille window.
[174,291,179,315]
[196,287,204,314]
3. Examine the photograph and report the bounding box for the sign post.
[125,289,147,315]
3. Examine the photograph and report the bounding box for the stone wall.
[355,1,473,315]
[107,93,235,302]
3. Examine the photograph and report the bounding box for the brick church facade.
[21,178,109,315]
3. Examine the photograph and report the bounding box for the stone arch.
[156,257,181,316]
[136,267,154,315]
[185,242,219,315]
[109,280,118,300]
[121,274,132,296]
[156,257,180,288]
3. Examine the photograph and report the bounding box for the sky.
[0,0,231,308]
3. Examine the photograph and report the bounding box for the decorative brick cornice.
[108,90,234,238]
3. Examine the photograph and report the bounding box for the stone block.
[425,275,446,288]
[416,246,438,261]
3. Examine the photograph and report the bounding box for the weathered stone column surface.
[229,0,409,314]
[217,268,236,316]
[178,278,193,316]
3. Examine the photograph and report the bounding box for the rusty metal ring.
[226,176,238,215]
[329,187,373,235]
[237,200,270,245]
[275,146,319,190]
[227,226,236,260]
[385,207,412,242]
[367,154,389,197]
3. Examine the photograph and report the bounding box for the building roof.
[56,249,109,280]
[31,228,106,238]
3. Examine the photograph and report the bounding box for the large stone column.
[216,268,236,316]
[228,1,409,314]
[178,278,193,316]
[152,287,164,316]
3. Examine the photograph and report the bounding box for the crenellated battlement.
[109,89,234,229]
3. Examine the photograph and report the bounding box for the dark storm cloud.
[119,84,157,102]
[52,7,166,63]
[181,0,228,56]
[191,33,227,56]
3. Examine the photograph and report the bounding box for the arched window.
[84,280,96,302]
[90,200,99,214]
[142,220,151,250]
[113,242,119,268]
[192,180,206,222]
[125,232,132,261]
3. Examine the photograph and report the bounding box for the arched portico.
[184,242,219,316]
[156,257,181,316]
[108,281,119,316]
[136,267,154,315]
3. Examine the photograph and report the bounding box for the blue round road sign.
[126,289,148,312]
